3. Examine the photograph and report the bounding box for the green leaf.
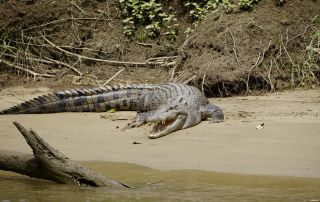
[107,108,117,113]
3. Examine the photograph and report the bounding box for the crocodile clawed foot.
[210,118,224,123]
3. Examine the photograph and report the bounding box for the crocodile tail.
[0,84,152,114]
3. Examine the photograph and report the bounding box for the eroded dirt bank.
[0,87,319,179]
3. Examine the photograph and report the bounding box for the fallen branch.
[23,17,112,31]
[3,53,54,65]
[0,59,55,78]
[43,36,175,67]
[42,56,83,76]
[3,53,83,76]
[0,122,130,188]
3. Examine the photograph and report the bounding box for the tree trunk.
[0,122,130,188]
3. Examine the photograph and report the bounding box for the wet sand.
[0,86,320,179]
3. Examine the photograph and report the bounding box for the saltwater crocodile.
[0,83,224,138]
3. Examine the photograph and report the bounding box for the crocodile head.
[148,110,188,139]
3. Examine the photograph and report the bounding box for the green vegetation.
[0,31,10,58]
[118,0,178,39]
[238,0,259,10]
[184,0,222,21]
[118,0,263,39]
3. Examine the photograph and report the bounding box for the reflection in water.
[0,161,320,201]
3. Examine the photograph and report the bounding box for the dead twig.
[145,56,178,63]
[201,53,214,93]
[0,59,55,78]
[182,75,196,85]
[42,56,83,76]
[68,0,88,15]
[170,65,178,81]
[23,17,111,31]
[146,56,178,67]
[246,52,261,95]
[268,59,275,92]
[135,42,154,47]
[227,28,240,66]
[201,73,206,93]
[4,52,78,77]
[102,67,125,86]
[258,60,275,92]
[280,32,296,87]
[170,68,193,84]
[3,53,54,65]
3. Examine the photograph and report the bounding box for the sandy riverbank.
[0,86,319,179]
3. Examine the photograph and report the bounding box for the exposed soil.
[0,0,178,89]
[179,0,320,95]
[0,0,319,94]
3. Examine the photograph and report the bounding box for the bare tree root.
[246,40,273,95]
[0,122,130,188]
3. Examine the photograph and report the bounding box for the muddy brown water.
[1,161,320,202]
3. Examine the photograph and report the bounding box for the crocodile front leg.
[125,111,156,128]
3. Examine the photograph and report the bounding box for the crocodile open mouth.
[149,114,187,139]
[152,119,176,133]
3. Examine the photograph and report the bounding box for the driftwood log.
[0,122,130,188]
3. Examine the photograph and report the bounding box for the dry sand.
[0,86,319,179]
